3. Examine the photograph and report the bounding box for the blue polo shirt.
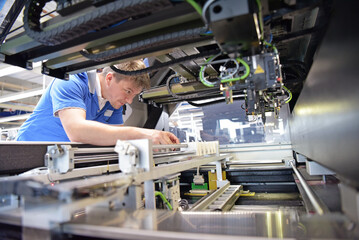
[16,72,123,142]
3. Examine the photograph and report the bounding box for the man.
[16,60,179,146]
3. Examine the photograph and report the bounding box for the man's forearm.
[59,108,179,146]
[66,119,156,145]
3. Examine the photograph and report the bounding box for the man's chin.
[110,103,123,109]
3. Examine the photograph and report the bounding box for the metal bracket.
[216,159,229,188]
[283,157,295,168]
[45,145,75,174]
[115,141,140,174]
[295,152,308,163]
[306,160,335,176]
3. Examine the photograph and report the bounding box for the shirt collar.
[87,70,108,110]
[87,70,102,97]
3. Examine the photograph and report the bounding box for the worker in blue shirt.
[16,60,179,146]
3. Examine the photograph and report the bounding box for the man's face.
[106,74,143,109]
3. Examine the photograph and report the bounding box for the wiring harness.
[199,54,250,87]
[110,48,220,76]
[80,27,210,62]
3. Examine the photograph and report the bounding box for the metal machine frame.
[1,0,359,239]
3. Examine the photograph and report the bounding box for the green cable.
[200,56,250,87]
[256,0,264,41]
[155,191,173,210]
[264,41,278,54]
[200,55,217,87]
[221,58,250,83]
[186,0,202,16]
[282,85,292,103]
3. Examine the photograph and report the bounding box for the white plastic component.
[193,174,205,185]
[188,141,220,156]
[115,140,139,174]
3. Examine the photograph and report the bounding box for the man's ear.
[105,72,113,86]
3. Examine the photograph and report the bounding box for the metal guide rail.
[0,140,223,198]
[43,143,192,174]
[44,141,219,174]
[0,139,225,206]
[190,183,243,212]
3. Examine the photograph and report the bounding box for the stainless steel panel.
[62,207,355,239]
[290,1,359,185]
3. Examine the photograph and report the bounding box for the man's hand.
[149,130,180,145]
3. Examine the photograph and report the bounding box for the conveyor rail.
[190,183,243,211]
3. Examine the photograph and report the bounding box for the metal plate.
[289,1,359,186]
[60,207,356,239]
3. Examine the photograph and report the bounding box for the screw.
[26,62,33,70]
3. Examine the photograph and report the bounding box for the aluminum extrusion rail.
[74,148,115,154]
[190,183,243,211]
[74,154,118,163]
[153,152,197,165]
[71,144,190,164]
[152,144,188,149]
[74,143,188,154]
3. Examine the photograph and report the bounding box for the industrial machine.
[0,0,298,122]
[1,0,359,239]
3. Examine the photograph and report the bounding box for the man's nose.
[126,96,133,104]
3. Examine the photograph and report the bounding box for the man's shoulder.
[69,72,89,84]
[53,72,89,90]
[50,72,90,97]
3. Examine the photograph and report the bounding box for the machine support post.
[216,160,228,188]
[144,180,156,209]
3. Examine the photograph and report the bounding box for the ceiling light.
[0,87,44,103]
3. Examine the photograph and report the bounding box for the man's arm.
[59,108,179,146]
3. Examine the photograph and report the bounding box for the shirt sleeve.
[51,73,88,117]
